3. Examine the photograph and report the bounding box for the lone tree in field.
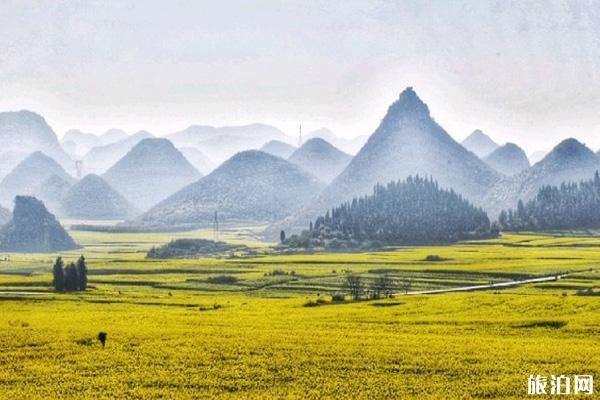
[76,255,88,291]
[372,274,394,299]
[64,262,79,292]
[52,257,65,292]
[280,230,286,243]
[344,273,364,301]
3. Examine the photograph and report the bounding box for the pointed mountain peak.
[398,86,418,100]
[298,137,339,152]
[540,138,597,166]
[77,173,111,186]
[378,87,431,129]
[25,150,48,161]
[62,174,138,219]
[224,150,276,165]
[484,142,530,176]
[462,129,499,158]
[134,148,324,228]
[467,129,486,138]
[116,138,189,165]
[260,140,296,159]
[501,142,523,152]
[102,137,201,211]
[288,138,352,183]
[392,86,430,116]
[552,138,589,153]
[25,150,58,163]
[489,142,527,159]
[133,137,171,150]
[7,151,71,180]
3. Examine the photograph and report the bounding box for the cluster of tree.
[342,273,412,300]
[284,176,495,250]
[52,255,88,292]
[146,238,250,259]
[498,172,600,231]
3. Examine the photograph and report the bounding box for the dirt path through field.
[0,291,51,296]
[397,273,569,296]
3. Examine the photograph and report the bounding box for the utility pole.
[75,160,83,179]
[213,210,219,241]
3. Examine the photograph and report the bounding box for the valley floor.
[0,229,599,399]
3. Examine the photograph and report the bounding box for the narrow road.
[396,273,569,296]
[0,291,52,296]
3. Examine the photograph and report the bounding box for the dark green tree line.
[285,176,494,249]
[52,255,88,292]
[498,172,600,231]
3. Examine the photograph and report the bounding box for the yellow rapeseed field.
[0,230,599,399]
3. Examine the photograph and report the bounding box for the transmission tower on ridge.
[298,124,303,147]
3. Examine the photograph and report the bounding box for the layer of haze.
[1,0,600,152]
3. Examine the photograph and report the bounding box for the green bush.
[331,293,345,302]
[424,254,446,262]
[207,275,238,284]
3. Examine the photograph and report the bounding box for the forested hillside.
[284,176,495,249]
[498,172,600,231]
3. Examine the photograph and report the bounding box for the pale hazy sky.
[2,0,600,152]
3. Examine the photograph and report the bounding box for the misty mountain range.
[1,88,599,240]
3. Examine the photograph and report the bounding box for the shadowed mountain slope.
[134,150,325,229]
[103,138,201,211]
[288,138,352,183]
[0,152,74,207]
[484,138,600,217]
[61,174,138,220]
[0,196,78,252]
[484,143,530,176]
[278,87,500,234]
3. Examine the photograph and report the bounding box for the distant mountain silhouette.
[280,87,500,234]
[0,196,78,252]
[306,128,368,155]
[0,152,75,207]
[83,130,153,174]
[288,138,352,183]
[0,110,72,179]
[135,150,324,229]
[61,174,138,220]
[61,129,101,158]
[103,138,201,211]
[484,143,530,176]
[168,123,294,164]
[99,129,128,145]
[179,147,216,175]
[35,174,74,215]
[260,140,297,159]
[462,129,499,158]
[484,138,600,217]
